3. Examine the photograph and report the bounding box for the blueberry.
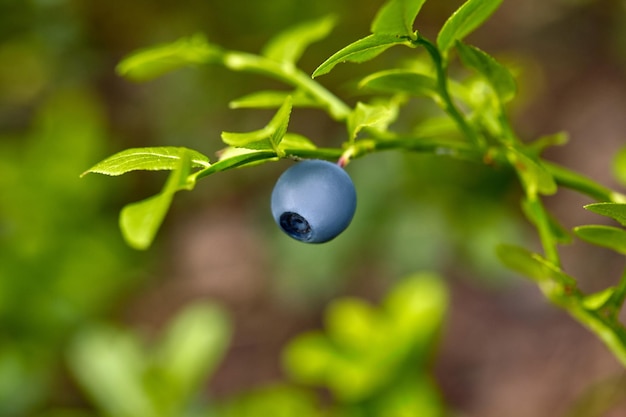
[271,159,357,243]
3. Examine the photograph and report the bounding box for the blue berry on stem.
[271,159,357,243]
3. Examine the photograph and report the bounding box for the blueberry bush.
[84,0,626,367]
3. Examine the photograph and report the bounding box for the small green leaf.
[582,287,615,311]
[574,225,626,255]
[221,96,292,153]
[584,203,626,227]
[506,147,557,196]
[325,297,381,353]
[455,41,516,103]
[153,303,231,398]
[120,152,194,250]
[313,33,414,78]
[262,15,337,64]
[347,102,396,142]
[437,0,503,54]
[371,0,427,36]
[229,90,319,109]
[496,244,575,286]
[282,331,333,385]
[82,147,210,177]
[116,34,222,81]
[613,146,626,187]
[528,132,569,155]
[359,69,438,97]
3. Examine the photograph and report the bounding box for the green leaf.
[455,41,516,103]
[282,331,333,385]
[324,297,381,353]
[613,146,626,187]
[584,203,626,227]
[371,0,427,36]
[221,97,292,153]
[120,152,194,250]
[153,303,231,400]
[313,33,414,78]
[229,89,320,109]
[506,147,557,196]
[528,132,569,155]
[496,244,576,286]
[574,225,626,255]
[437,0,503,54]
[347,101,396,141]
[359,69,437,97]
[116,34,222,81]
[82,146,210,177]
[262,15,337,64]
[582,287,615,311]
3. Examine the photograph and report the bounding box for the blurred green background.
[2,0,626,416]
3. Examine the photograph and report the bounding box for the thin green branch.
[414,36,485,149]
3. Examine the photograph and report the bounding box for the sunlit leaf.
[313,33,414,78]
[262,15,337,64]
[324,297,381,353]
[582,287,614,311]
[584,203,626,227]
[282,331,333,385]
[359,69,437,97]
[455,41,516,103]
[371,0,426,36]
[116,34,222,81]
[574,225,626,255]
[82,147,210,177]
[437,0,503,54]
[120,153,194,250]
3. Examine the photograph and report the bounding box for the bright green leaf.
[262,15,337,64]
[153,303,231,399]
[229,90,319,109]
[456,41,516,103]
[584,203,626,227]
[120,153,194,250]
[574,225,626,255]
[437,0,503,54]
[528,132,569,155]
[82,146,210,177]
[613,146,626,187]
[359,69,437,97]
[347,101,396,142]
[116,34,222,81]
[371,0,426,36]
[313,33,414,78]
[582,287,615,311]
[506,147,557,196]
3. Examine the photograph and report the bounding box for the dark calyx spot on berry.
[279,212,312,241]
